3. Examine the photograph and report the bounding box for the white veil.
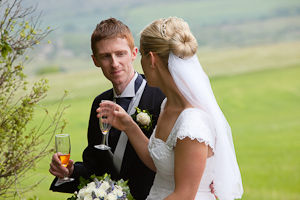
[168,52,243,200]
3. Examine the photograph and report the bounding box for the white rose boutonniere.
[137,112,150,126]
[131,107,153,131]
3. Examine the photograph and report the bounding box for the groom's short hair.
[91,17,135,55]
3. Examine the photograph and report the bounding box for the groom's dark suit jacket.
[50,74,165,200]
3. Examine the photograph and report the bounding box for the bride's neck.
[156,63,192,109]
[161,80,192,110]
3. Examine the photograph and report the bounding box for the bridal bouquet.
[68,173,134,200]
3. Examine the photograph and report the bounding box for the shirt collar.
[114,71,138,98]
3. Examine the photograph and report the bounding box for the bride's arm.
[164,138,208,200]
[121,117,156,172]
[97,103,156,172]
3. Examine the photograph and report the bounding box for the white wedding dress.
[146,103,216,200]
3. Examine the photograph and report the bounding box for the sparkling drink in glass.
[55,134,74,183]
[94,100,116,150]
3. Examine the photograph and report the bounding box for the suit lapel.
[106,89,114,101]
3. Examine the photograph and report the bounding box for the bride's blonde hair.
[140,17,198,65]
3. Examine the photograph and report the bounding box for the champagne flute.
[55,134,74,183]
[94,100,116,150]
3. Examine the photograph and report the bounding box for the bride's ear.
[149,52,156,69]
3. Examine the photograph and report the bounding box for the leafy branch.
[0,0,68,199]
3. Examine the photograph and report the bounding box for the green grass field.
[18,42,300,200]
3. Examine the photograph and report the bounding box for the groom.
[49,18,165,200]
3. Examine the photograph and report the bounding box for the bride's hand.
[96,103,134,132]
[113,104,135,132]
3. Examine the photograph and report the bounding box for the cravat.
[116,97,132,112]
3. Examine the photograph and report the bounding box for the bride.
[98,17,243,200]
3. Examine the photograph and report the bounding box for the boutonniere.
[131,107,153,131]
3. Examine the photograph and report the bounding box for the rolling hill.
[15,0,300,75]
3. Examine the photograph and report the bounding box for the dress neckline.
[153,107,198,144]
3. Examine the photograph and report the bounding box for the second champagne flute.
[55,134,74,183]
[94,100,116,150]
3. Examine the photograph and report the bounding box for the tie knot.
[116,97,132,111]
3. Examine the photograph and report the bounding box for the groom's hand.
[49,152,74,179]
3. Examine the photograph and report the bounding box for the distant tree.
[0,0,68,199]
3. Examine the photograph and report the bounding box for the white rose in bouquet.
[83,194,93,200]
[113,185,124,197]
[77,188,86,198]
[136,112,150,126]
[94,187,106,198]
[99,181,110,191]
[106,193,118,200]
[87,182,96,189]
[85,182,95,196]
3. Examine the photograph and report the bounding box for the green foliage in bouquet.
[68,173,135,200]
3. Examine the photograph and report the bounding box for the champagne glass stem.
[102,133,107,146]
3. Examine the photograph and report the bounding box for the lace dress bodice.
[146,106,216,200]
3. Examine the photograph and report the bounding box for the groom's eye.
[116,51,127,56]
[99,54,110,60]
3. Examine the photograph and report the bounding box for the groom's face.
[92,37,138,90]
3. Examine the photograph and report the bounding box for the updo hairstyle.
[140,17,198,66]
